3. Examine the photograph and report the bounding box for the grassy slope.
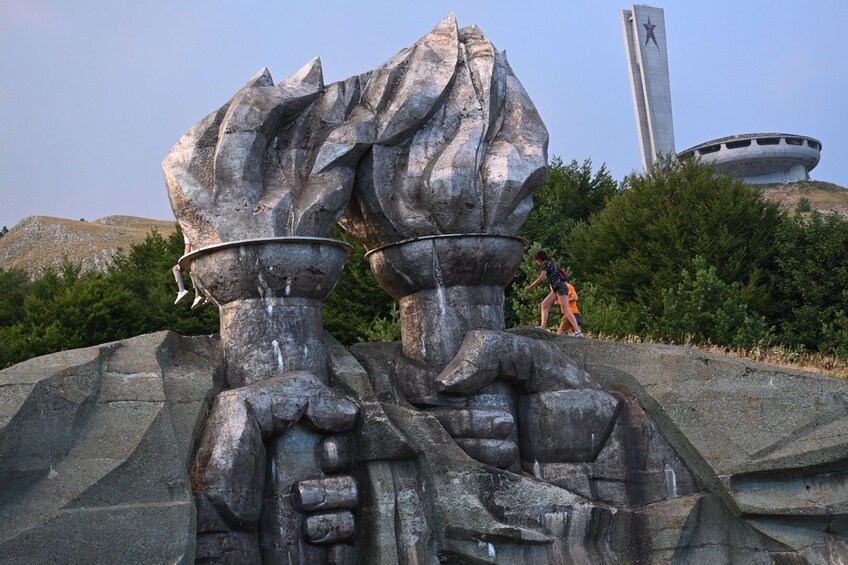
[755,180,848,216]
[0,215,176,274]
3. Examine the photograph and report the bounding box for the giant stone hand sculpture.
[332,15,641,562]
[339,16,548,367]
[160,12,783,565]
[164,60,368,563]
[164,58,367,385]
[0,11,842,565]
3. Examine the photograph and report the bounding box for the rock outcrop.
[3,330,846,563]
[0,331,222,565]
[547,329,848,564]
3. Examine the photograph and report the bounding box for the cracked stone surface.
[0,331,223,565]
[3,329,847,563]
[547,328,848,564]
[338,15,548,248]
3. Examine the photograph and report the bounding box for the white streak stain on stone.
[533,459,543,480]
[272,340,284,371]
[664,463,678,499]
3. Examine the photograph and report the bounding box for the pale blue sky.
[1,0,846,229]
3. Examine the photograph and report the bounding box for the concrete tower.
[622,5,675,170]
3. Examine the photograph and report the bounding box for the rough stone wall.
[545,329,848,564]
[3,330,847,563]
[0,331,223,565]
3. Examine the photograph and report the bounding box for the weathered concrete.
[181,237,352,387]
[544,328,848,563]
[163,59,364,247]
[622,5,676,170]
[4,326,848,563]
[160,15,556,563]
[339,16,549,248]
[0,331,223,565]
[348,340,626,564]
[366,235,527,367]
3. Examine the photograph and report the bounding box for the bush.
[773,212,848,355]
[574,282,643,339]
[566,158,783,326]
[108,228,219,337]
[654,257,774,349]
[0,227,219,368]
[821,309,848,358]
[518,157,619,255]
[361,303,401,343]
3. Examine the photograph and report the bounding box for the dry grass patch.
[0,215,176,275]
[591,333,848,379]
[757,180,848,216]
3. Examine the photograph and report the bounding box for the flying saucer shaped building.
[621,5,822,185]
[678,133,821,184]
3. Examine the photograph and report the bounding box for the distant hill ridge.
[756,180,848,217]
[1,180,845,276]
[0,215,176,275]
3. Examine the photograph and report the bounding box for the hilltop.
[0,215,176,275]
[756,180,848,216]
[1,179,844,276]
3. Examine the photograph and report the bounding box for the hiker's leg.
[173,265,186,292]
[557,294,581,334]
[540,292,557,328]
[572,314,583,334]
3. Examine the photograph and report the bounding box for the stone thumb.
[304,382,359,433]
[435,331,500,394]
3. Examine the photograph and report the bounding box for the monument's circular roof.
[678,133,821,178]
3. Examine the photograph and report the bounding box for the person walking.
[523,250,583,336]
[558,282,583,335]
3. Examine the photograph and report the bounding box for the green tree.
[518,157,619,254]
[822,310,848,358]
[108,227,218,336]
[0,269,29,326]
[566,158,783,328]
[773,211,848,355]
[0,227,219,368]
[568,282,643,339]
[0,226,8,238]
[655,256,774,349]
[0,264,135,365]
[361,303,401,343]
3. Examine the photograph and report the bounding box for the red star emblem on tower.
[643,17,658,47]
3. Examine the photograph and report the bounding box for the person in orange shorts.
[558,282,583,335]
[524,250,583,336]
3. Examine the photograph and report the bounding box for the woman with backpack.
[523,250,583,336]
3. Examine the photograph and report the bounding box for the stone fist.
[192,371,359,564]
[434,331,621,471]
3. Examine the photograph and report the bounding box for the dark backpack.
[555,265,568,284]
